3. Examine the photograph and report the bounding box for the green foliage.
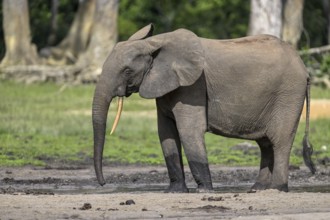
[0,81,329,168]
[28,0,78,49]
[301,0,328,48]
[119,0,250,40]
[302,52,330,86]
[319,54,330,78]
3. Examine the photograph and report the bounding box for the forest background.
[0,0,330,84]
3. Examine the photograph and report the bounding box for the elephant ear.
[128,24,154,41]
[139,29,205,99]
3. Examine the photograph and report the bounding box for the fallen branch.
[0,64,101,84]
[299,45,330,55]
[0,65,79,84]
[312,75,330,88]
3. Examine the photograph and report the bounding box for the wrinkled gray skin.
[92,24,315,193]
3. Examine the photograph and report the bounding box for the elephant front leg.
[157,109,188,193]
[175,106,213,192]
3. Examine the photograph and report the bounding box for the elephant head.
[92,24,205,185]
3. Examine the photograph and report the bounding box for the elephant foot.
[196,186,213,193]
[195,181,213,193]
[165,182,189,193]
[188,161,213,193]
[249,182,270,192]
[249,182,288,193]
[269,183,289,192]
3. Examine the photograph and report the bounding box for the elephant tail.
[302,78,316,174]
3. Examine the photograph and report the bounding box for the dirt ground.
[302,99,330,119]
[0,165,329,219]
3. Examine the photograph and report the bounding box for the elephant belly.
[207,100,269,140]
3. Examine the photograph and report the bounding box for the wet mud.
[1,165,329,195]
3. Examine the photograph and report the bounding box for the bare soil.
[0,165,329,219]
[302,99,330,119]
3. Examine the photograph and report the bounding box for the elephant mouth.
[125,85,139,97]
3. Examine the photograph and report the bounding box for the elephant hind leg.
[263,112,301,192]
[252,134,292,192]
[251,137,274,191]
[269,137,294,192]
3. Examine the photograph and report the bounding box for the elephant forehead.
[115,41,148,56]
[104,43,136,66]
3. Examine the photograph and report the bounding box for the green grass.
[0,80,329,168]
[311,86,330,99]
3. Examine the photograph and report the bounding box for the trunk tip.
[98,178,106,186]
[94,162,106,186]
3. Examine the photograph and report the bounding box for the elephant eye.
[124,68,132,76]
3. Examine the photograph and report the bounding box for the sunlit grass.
[0,80,329,167]
[311,86,330,99]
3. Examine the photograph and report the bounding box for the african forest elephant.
[92,24,315,193]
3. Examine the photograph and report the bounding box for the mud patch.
[189,205,231,212]
[79,203,92,210]
[1,165,329,195]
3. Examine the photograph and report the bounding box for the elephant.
[92,24,316,193]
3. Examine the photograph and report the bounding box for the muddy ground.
[0,165,329,219]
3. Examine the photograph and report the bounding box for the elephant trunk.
[92,83,113,186]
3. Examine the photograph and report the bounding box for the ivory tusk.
[110,97,123,135]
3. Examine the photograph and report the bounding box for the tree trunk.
[282,0,304,48]
[1,0,39,66]
[47,0,59,46]
[40,0,96,65]
[76,0,118,82]
[248,0,283,38]
[323,0,330,44]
